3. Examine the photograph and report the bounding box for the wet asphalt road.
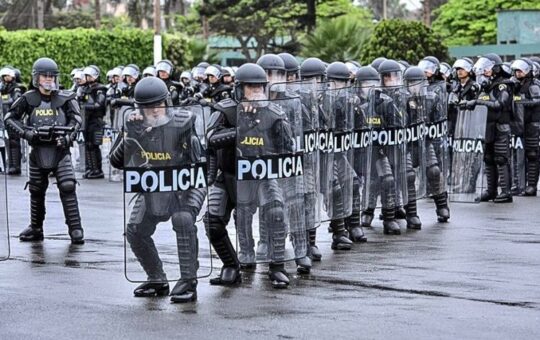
[0,174,539,339]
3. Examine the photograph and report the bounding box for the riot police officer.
[511,58,540,196]
[418,56,451,221]
[4,57,84,244]
[79,65,107,179]
[278,53,300,82]
[1,66,26,175]
[156,60,181,105]
[299,57,327,260]
[205,63,292,288]
[201,65,231,103]
[466,54,513,203]
[109,77,206,302]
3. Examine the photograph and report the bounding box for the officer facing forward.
[4,57,84,244]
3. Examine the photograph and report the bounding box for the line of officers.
[2,52,540,303]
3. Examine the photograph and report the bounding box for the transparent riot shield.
[425,81,450,198]
[364,86,409,212]
[103,125,121,182]
[0,112,9,261]
[405,83,428,201]
[235,97,307,266]
[510,94,526,195]
[123,105,211,282]
[317,83,354,221]
[449,105,488,202]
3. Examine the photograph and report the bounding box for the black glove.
[125,113,145,138]
[23,129,38,143]
[56,135,71,149]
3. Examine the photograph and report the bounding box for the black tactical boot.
[170,279,197,303]
[307,229,321,261]
[133,281,170,297]
[382,208,400,235]
[345,213,367,243]
[295,256,312,274]
[69,228,85,245]
[268,262,289,289]
[330,219,352,250]
[19,225,44,242]
[361,208,375,228]
[433,192,451,222]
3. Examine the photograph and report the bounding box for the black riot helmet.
[370,57,387,71]
[32,57,60,91]
[134,77,169,106]
[257,54,286,84]
[326,62,351,81]
[234,63,268,100]
[356,66,380,98]
[300,57,326,80]
[404,66,428,96]
[378,59,403,87]
[278,52,300,80]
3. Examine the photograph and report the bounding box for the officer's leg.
[524,122,540,196]
[127,197,169,297]
[170,188,205,303]
[345,176,367,242]
[55,154,84,244]
[493,124,512,203]
[405,153,421,229]
[481,143,498,201]
[7,136,21,175]
[426,143,450,222]
[378,156,400,235]
[19,154,48,241]
[282,181,310,273]
[259,180,289,288]
[86,126,104,179]
[205,177,240,285]
[329,161,353,250]
[361,158,379,228]
[236,201,256,266]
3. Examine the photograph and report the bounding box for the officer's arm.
[475,91,505,110]
[109,133,125,169]
[273,118,295,152]
[64,98,83,142]
[521,84,540,107]
[4,96,30,138]
[84,90,106,114]
[4,88,23,106]
[207,110,236,149]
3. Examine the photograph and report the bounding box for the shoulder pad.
[171,108,195,131]
[23,90,42,107]
[214,98,237,112]
[267,102,285,116]
[52,90,77,109]
[529,83,540,97]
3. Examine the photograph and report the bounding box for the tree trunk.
[164,0,171,31]
[237,36,254,63]
[37,0,44,29]
[95,0,101,29]
[306,0,316,32]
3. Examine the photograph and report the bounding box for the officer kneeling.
[110,77,206,302]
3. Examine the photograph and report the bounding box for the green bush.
[0,28,194,86]
[360,19,449,65]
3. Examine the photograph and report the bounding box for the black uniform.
[476,78,513,201]
[4,89,84,242]
[79,82,107,178]
[514,78,540,196]
[1,80,26,174]
[202,82,231,103]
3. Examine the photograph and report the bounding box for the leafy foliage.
[360,19,449,65]
[301,12,373,61]
[0,28,195,86]
[432,0,540,46]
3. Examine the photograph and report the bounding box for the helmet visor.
[511,59,531,74]
[418,60,438,75]
[453,59,473,72]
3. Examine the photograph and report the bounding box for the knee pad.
[484,153,495,165]
[262,203,285,224]
[494,156,507,166]
[57,179,76,194]
[381,174,395,191]
[205,213,227,241]
[172,210,196,232]
[426,165,441,181]
[406,170,416,184]
[27,181,46,196]
[526,149,538,161]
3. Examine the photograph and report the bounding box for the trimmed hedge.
[0,28,194,86]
